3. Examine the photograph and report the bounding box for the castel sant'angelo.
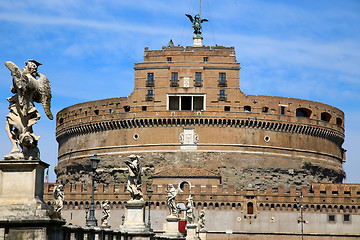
[46,12,360,238]
[55,30,345,191]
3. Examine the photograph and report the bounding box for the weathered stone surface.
[55,152,344,191]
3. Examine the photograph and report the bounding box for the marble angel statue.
[4,60,53,160]
[125,155,143,201]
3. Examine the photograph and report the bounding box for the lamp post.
[86,154,100,227]
[297,193,307,240]
[147,187,153,229]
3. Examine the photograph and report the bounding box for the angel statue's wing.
[185,14,193,23]
[201,18,208,23]
[36,73,53,120]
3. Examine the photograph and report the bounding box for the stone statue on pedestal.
[166,184,179,217]
[186,195,195,224]
[101,200,111,227]
[185,14,208,36]
[53,185,65,214]
[197,210,206,232]
[4,60,53,160]
[125,155,143,201]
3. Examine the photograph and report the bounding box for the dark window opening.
[169,96,179,110]
[168,96,204,111]
[332,191,338,195]
[179,181,190,191]
[321,112,331,122]
[218,73,227,87]
[195,72,202,87]
[181,96,192,110]
[344,214,350,222]
[262,107,269,113]
[146,90,154,101]
[281,106,285,115]
[94,110,99,115]
[167,57,172,62]
[193,96,204,110]
[146,73,154,87]
[247,202,254,215]
[296,108,312,118]
[171,72,179,87]
[244,106,251,112]
[124,106,130,112]
[224,106,230,111]
[142,106,147,111]
[203,57,208,62]
[336,118,343,126]
[218,90,226,101]
[328,215,335,222]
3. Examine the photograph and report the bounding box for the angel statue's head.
[23,59,42,77]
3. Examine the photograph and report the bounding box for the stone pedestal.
[0,159,65,239]
[186,224,198,240]
[193,35,203,47]
[162,215,184,240]
[121,200,154,240]
[198,230,206,240]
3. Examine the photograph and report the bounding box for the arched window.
[321,112,331,122]
[296,108,312,118]
[247,202,254,214]
[336,118,343,126]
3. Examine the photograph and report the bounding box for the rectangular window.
[224,106,230,111]
[142,106,147,111]
[167,57,172,62]
[172,72,178,81]
[169,96,179,110]
[203,57,208,62]
[168,95,205,111]
[328,215,336,222]
[219,90,225,96]
[147,73,154,82]
[262,107,269,113]
[147,73,154,87]
[244,106,252,112]
[195,72,202,82]
[344,214,350,222]
[146,90,154,101]
[193,96,204,110]
[281,106,285,115]
[218,72,227,87]
[219,73,226,82]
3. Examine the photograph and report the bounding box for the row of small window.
[166,57,209,62]
[147,72,226,87]
[328,214,351,223]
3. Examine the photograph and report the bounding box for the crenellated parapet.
[43,183,360,214]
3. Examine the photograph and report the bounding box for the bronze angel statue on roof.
[185,13,208,36]
[4,60,53,160]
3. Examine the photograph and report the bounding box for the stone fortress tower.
[55,37,346,190]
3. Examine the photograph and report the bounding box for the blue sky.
[0,0,359,183]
